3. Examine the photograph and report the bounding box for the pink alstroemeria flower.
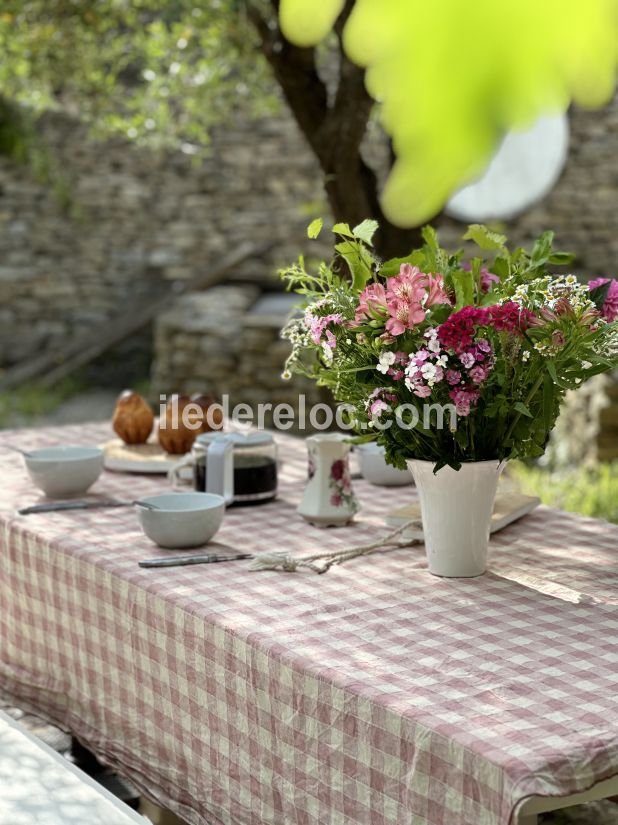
[425,273,451,307]
[355,283,388,324]
[385,298,426,336]
[386,264,428,304]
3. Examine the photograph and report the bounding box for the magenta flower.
[481,270,500,292]
[437,306,490,353]
[460,352,475,369]
[446,369,461,385]
[589,277,618,322]
[387,369,405,380]
[489,301,536,334]
[437,302,534,353]
[449,388,480,416]
[413,384,432,398]
[469,365,491,384]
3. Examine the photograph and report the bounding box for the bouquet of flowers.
[281,220,618,471]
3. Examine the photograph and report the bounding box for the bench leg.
[139,798,187,825]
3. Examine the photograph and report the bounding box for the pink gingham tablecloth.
[1,423,618,825]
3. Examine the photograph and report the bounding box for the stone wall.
[152,285,332,431]
[0,110,327,368]
[547,374,618,467]
[1,93,617,371]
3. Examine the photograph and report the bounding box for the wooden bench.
[0,709,146,825]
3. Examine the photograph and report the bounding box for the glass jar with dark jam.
[193,432,277,506]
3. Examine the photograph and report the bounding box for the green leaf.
[380,250,425,277]
[332,222,353,238]
[421,225,439,252]
[590,280,611,311]
[307,218,323,239]
[546,360,576,389]
[547,251,575,266]
[530,230,554,265]
[452,268,474,309]
[334,239,376,291]
[491,256,510,278]
[513,401,533,418]
[427,303,452,324]
[463,224,507,250]
[352,219,379,246]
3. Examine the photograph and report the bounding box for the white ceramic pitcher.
[297,434,359,527]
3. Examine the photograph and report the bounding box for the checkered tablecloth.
[1,423,618,825]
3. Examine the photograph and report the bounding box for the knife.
[139,553,253,568]
[18,500,132,515]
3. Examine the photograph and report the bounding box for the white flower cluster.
[321,342,334,364]
[510,274,594,314]
[377,351,396,374]
[424,327,442,353]
[280,317,312,379]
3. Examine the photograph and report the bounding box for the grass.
[512,461,618,525]
[0,378,85,429]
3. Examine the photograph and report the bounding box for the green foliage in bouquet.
[281,221,618,471]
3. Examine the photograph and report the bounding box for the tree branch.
[246,2,426,256]
[246,3,329,156]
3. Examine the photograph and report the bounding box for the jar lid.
[196,431,275,448]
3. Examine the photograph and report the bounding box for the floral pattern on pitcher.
[329,459,359,512]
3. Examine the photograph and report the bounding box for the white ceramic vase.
[407,459,505,578]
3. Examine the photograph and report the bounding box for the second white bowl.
[357,443,413,487]
[136,492,225,549]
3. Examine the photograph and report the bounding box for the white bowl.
[356,443,413,487]
[136,492,225,549]
[25,446,104,498]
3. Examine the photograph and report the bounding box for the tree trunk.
[248,2,426,261]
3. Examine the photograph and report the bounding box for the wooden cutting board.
[101,439,186,474]
[385,493,541,539]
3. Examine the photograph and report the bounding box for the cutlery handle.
[139,555,216,568]
[18,500,129,515]
[139,554,252,568]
